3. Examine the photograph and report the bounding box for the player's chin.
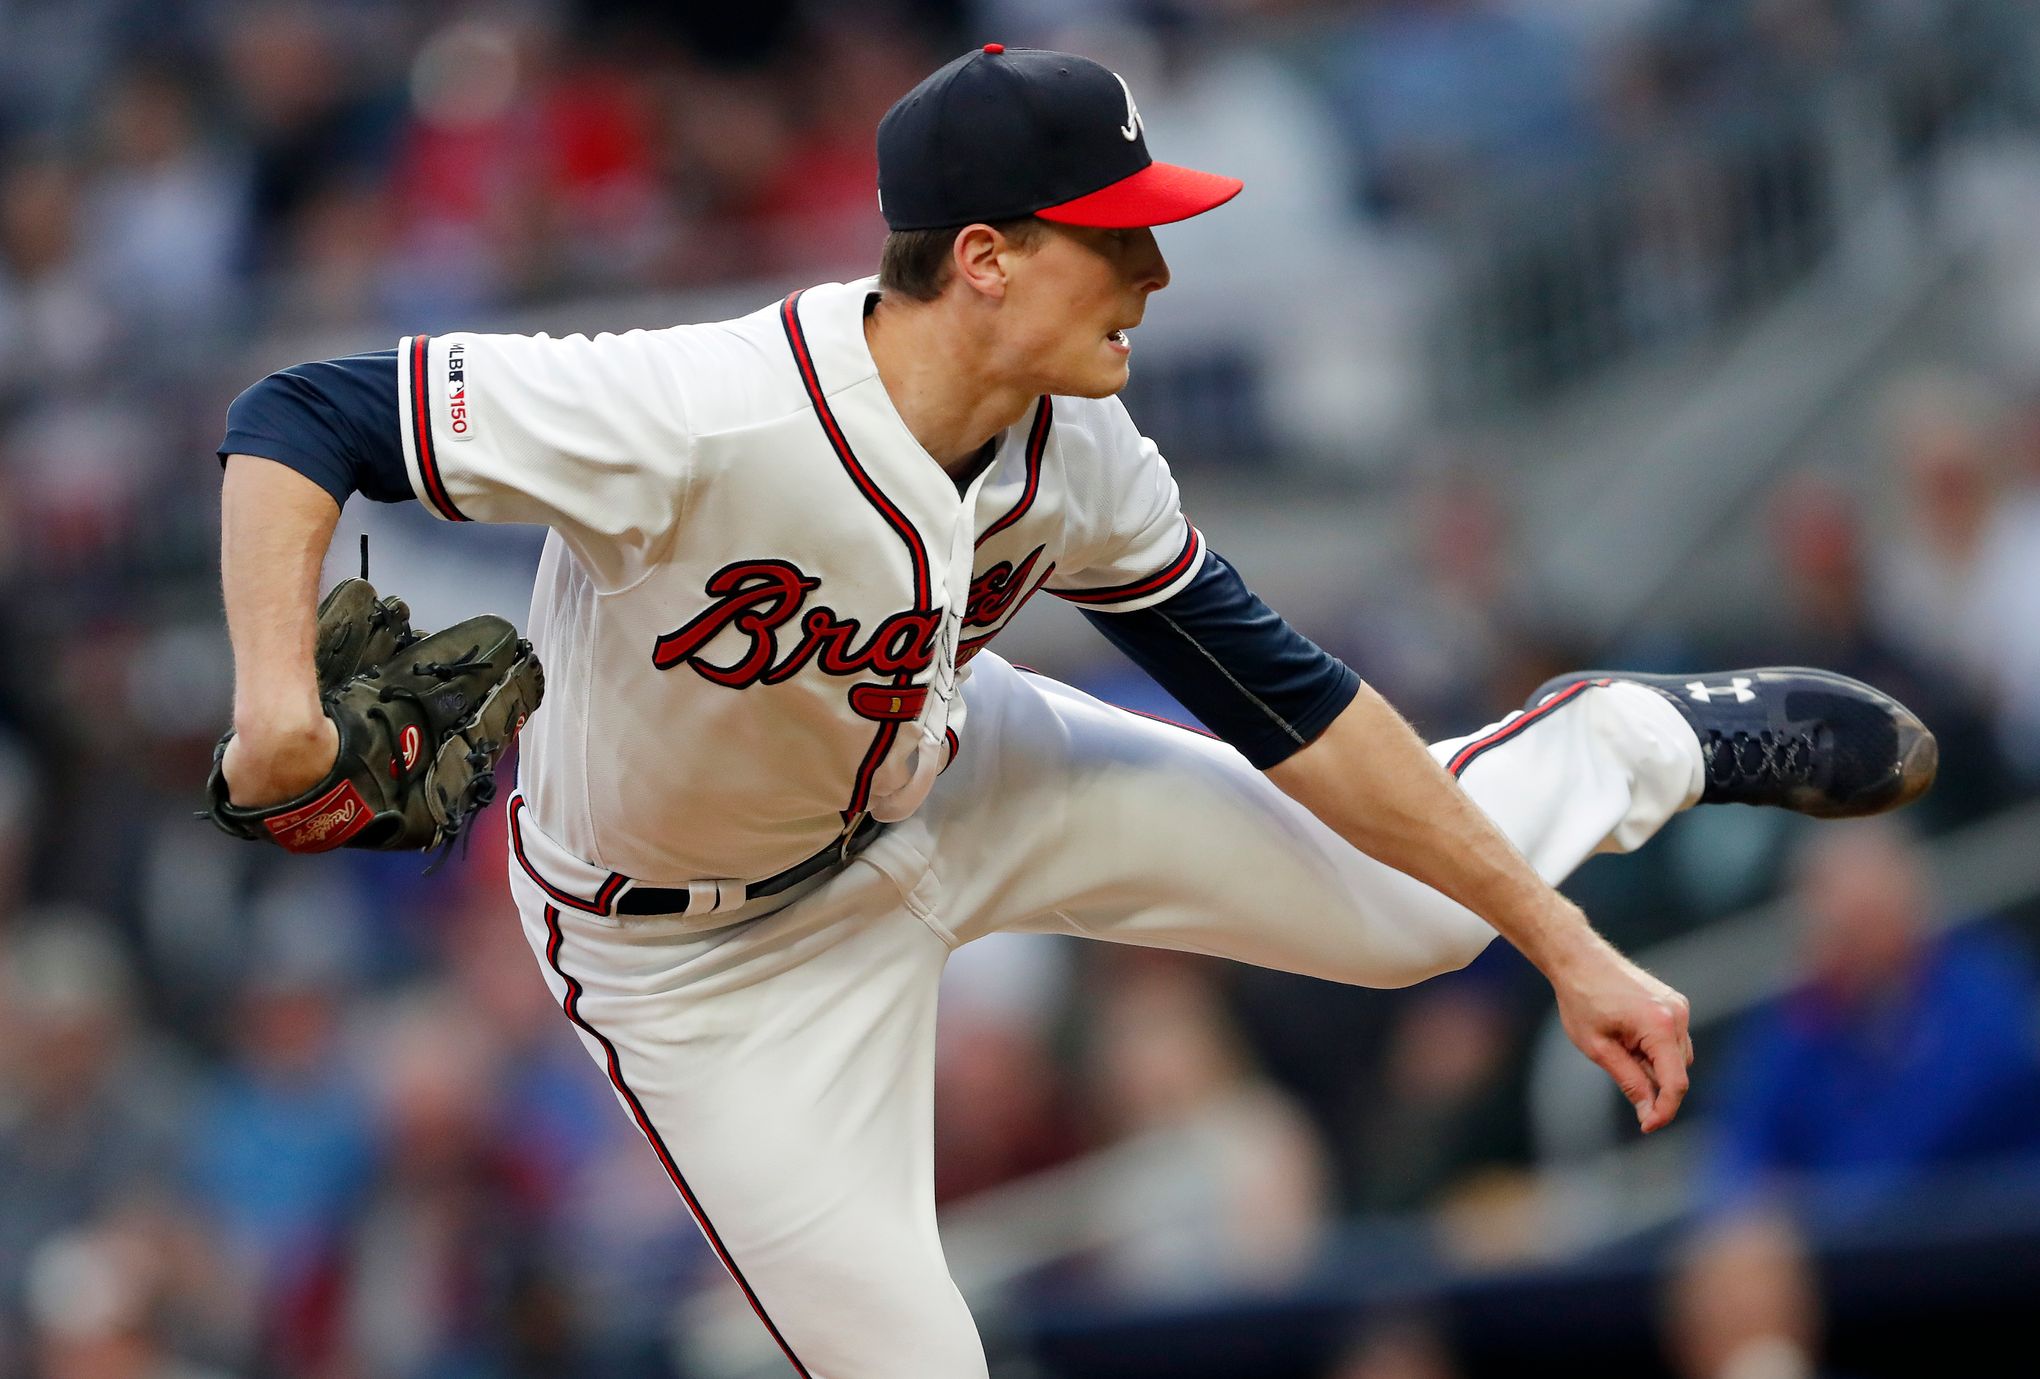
[1059,355,1133,399]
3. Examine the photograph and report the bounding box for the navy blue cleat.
[1525,667,1938,818]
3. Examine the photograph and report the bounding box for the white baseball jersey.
[394,278,1205,886]
[373,277,1702,1379]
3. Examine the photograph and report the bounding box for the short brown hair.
[877,218,1046,301]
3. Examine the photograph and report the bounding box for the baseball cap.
[876,44,1243,232]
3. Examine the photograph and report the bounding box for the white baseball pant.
[508,656,1703,1379]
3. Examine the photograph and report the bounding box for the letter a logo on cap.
[1113,72,1143,143]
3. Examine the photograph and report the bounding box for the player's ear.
[951,224,1011,299]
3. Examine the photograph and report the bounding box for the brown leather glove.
[205,581,543,853]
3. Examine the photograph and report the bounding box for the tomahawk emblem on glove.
[204,576,544,854]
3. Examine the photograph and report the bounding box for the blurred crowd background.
[5,0,2040,1376]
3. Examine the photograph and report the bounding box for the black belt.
[612,815,886,916]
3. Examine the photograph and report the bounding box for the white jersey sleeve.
[396,327,721,589]
[1046,396,1206,613]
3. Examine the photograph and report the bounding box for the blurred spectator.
[653,24,919,288]
[1078,954,1331,1299]
[1349,971,1528,1216]
[387,17,672,315]
[4,401,158,584]
[1509,0,1672,53]
[216,4,406,279]
[1342,468,1530,736]
[0,0,132,138]
[1661,1212,1831,1379]
[1707,819,2040,1212]
[1758,471,2006,824]
[0,726,35,909]
[1959,390,2040,783]
[182,958,373,1361]
[1326,0,1596,219]
[26,1207,246,1379]
[1869,369,2009,691]
[0,154,119,403]
[722,22,917,277]
[0,918,193,1315]
[82,67,249,349]
[935,932,1085,1203]
[211,9,397,328]
[936,1011,1083,1201]
[1323,1310,1464,1379]
[315,993,566,1379]
[267,176,399,330]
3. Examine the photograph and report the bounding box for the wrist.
[232,688,327,744]
[1516,895,1609,978]
[220,702,339,809]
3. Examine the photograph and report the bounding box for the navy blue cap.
[876,45,1242,232]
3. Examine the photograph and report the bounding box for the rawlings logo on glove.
[204,577,545,855]
[263,780,372,851]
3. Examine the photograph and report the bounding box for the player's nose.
[1130,228,1169,293]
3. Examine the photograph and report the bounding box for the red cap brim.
[1035,161,1243,228]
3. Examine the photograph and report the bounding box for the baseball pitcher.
[208,47,1936,1378]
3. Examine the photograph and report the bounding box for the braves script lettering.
[964,546,1045,630]
[652,560,941,688]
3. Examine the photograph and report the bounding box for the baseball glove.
[205,580,544,854]
[311,575,415,691]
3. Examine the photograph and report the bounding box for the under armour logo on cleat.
[1687,677,1755,703]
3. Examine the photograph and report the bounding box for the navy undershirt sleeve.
[217,350,413,506]
[1082,549,1361,769]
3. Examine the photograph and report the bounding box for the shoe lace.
[1703,729,1815,790]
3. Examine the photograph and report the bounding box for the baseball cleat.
[1525,667,1937,818]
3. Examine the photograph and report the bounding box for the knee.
[1432,921,1497,979]
[1375,916,1496,989]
